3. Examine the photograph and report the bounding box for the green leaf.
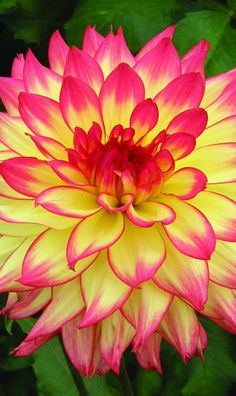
[135,370,162,396]
[182,317,236,396]
[0,0,17,13]
[65,0,179,53]
[4,316,14,335]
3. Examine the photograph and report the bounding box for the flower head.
[0,25,236,376]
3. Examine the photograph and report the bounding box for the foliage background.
[0,0,236,395]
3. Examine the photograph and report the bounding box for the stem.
[65,353,89,396]
[119,357,134,396]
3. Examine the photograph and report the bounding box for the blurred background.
[0,0,236,395]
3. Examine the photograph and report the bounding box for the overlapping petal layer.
[0,24,235,376]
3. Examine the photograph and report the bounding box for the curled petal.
[130,99,159,142]
[162,167,207,199]
[166,108,208,138]
[127,201,175,227]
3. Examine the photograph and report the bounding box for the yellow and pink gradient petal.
[0,25,236,376]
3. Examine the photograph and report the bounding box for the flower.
[0,25,236,376]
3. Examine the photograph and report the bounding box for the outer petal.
[15,334,54,356]
[135,25,176,61]
[11,54,24,79]
[209,240,236,289]
[135,332,162,372]
[60,76,104,132]
[206,81,236,125]
[161,195,215,260]
[166,108,208,138]
[181,40,209,79]
[0,77,24,116]
[190,191,236,242]
[0,235,25,264]
[202,282,236,332]
[26,278,84,339]
[20,228,96,287]
[82,25,104,57]
[19,93,73,146]
[23,50,62,100]
[95,28,135,78]
[49,160,88,185]
[79,252,131,327]
[154,73,204,133]
[0,113,44,158]
[122,281,172,350]
[201,68,236,107]
[130,99,159,142]
[48,30,69,75]
[0,157,66,198]
[67,210,124,267]
[153,234,209,310]
[134,38,181,98]
[100,311,135,374]
[159,297,200,361]
[8,289,51,319]
[36,186,101,218]
[0,237,35,292]
[176,143,236,183]
[0,220,45,237]
[162,167,207,199]
[29,135,67,160]
[100,63,145,133]
[64,47,104,94]
[108,219,165,287]
[0,197,77,229]
[196,116,236,148]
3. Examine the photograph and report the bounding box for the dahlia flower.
[0,25,236,376]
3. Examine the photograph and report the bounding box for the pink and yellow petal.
[48,30,69,75]
[162,167,207,199]
[0,77,25,116]
[135,332,162,372]
[209,240,236,289]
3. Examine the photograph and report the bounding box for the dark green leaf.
[135,370,162,396]
[65,0,179,53]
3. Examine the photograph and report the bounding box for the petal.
[206,81,236,126]
[60,76,104,132]
[108,219,165,287]
[0,220,45,237]
[196,116,236,148]
[159,297,200,361]
[161,132,196,160]
[135,332,162,372]
[190,191,236,242]
[0,236,35,292]
[0,77,24,116]
[64,47,104,94]
[181,40,209,79]
[154,234,209,310]
[122,280,172,350]
[209,240,236,289]
[49,160,88,185]
[62,315,99,376]
[154,73,204,132]
[11,54,24,79]
[26,278,84,339]
[126,201,175,227]
[15,334,54,356]
[0,157,66,197]
[19,92,73,146]
[135,25,176,61]
[48,30,69,75]
[100,311,135,374]
[23,50,62,100]
[162,167,207,199]
[8,289,51,320]
[100,63,145,133]
[176,143,236,183]
[161,195,215,260]
[166,108,208,138]
[29,135,67,160]
[79,252,131,327]
[20,228,96,287]
[36,186,101,218]
[95,28,135,78]
[206,182,236,201]
[202,282,236,331]
[0,197,77,229]
[134,38,181,98]
[201,68,236,107]
[82,25,104,57]
[0,235,25,263]
[130,99,159,142]
[0,113,44,158]
[67,210,124,267]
